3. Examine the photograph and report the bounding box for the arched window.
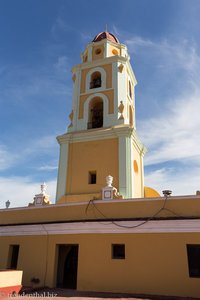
[90,72,101,89]
[88,97,103,129]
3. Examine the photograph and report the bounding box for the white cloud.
[125,35,200,83]
[38,165,58,171]
[0,135,58,173]
[80,32,93,43]
[125,36,155,50]
[51,16,73,37]
[124,35,200,167]
[51,15,89,44]
[0,176,57,209]
[0,137,58,208]
[0,145,17,171]
[0,59,70,106]
[54,56,68,73]
[141,90,200,166]
[23,134,58,155]
[122,33,200,195]
[145,167,200,196]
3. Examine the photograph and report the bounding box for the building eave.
[1,219,200,236]
[1,195,200,226]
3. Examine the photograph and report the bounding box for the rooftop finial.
[5,200,10,209]
[41,182,47,194]
[28,182,51,207]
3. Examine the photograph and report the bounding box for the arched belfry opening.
[90,71,101,89]
[88,97,103,129]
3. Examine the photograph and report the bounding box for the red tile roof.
[92,31,119,43]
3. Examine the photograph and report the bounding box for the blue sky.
[1,0,200,208]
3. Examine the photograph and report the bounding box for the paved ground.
[20,288,151,299]
[0,288,199,300]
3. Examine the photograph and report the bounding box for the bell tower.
[56,32,146,203]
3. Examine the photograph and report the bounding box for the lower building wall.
[0,236,48,288]
[0,232,200,298]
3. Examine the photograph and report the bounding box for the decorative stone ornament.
[118,101,124,120]
[68,110,74,128]
[29,183,51,207]
[106,175,113,187]
[5,200,10,209]
[102,175,123,200]
[118,63,124,73]
[41,182,47,194]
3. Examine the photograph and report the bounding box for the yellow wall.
[58,192,101,204]
[92,45,104,61]
[77,233,200,297]
[1,232,200,298]
[0,236,48,287]
[1,195,200,225]
[66,138,119,196]
[103,64,112,88]
[108,45,120,57]
[80,68,90,94]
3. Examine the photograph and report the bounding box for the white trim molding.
[1,219,200,236]
[85,67,106,93]
[55,143,69,202]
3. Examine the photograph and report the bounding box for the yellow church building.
[1,31,200,299]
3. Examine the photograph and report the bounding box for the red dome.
[92,31,119,44]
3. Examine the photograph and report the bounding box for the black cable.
[86,199,113,225]
[85,196,183,229]
[94,197,166,228]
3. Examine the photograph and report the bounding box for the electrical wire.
[85,196,183,229]
[85,199,113,225]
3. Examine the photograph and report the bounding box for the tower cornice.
[72,55,137,86]
[72,55,128,71]
[57,125,146,154]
